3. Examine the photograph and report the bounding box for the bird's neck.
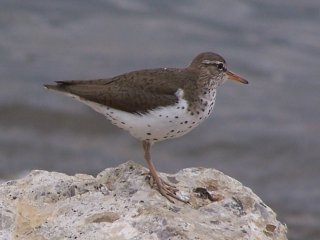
[185,76,218,112]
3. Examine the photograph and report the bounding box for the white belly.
[66,89,216,143]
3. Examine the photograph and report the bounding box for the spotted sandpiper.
[44,52,248,203]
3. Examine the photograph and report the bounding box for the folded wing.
[44,69,183,114]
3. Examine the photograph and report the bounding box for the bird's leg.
[142,141,188,203]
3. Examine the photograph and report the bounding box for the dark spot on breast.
[153,138,158,141]
[181,106,185,109]
[184,121,188,124]
[147,133,151,135]
[175,116,179,119]
[170,130,175,132]
[121,122,125,124]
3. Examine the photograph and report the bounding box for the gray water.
[1,1,320,239]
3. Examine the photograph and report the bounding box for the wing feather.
[45,68,185,114]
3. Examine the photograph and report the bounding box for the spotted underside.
[74,88,216,143]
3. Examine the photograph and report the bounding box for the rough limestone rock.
[0,161,287,240]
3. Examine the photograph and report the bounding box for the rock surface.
[0,161,287,240]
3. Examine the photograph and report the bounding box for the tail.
[44,79,110,91]
[44,83,59,91]
[44,81,85,102]
[44,81,78,92]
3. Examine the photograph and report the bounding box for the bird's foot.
[144,172,189,204]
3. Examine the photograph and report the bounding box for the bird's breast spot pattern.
[77,90,216,143]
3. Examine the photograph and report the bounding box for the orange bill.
[226,71,248,84]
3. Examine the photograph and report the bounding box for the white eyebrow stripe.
[201,60,224,65]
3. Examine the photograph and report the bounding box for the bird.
[44,52,248,203]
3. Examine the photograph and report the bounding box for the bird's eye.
[216,63,224,71]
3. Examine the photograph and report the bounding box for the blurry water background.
[1,0,319,239]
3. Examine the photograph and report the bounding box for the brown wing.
[44,68,188,114]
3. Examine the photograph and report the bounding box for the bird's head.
[189,52,248,86]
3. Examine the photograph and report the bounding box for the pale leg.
[142,141,188,203]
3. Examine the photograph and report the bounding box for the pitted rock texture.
[0,161,287,240]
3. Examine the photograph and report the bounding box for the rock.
[0,161,287,240]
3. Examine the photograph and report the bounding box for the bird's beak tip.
[226,71,248,84]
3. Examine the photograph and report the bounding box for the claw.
[145,172,189,203]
